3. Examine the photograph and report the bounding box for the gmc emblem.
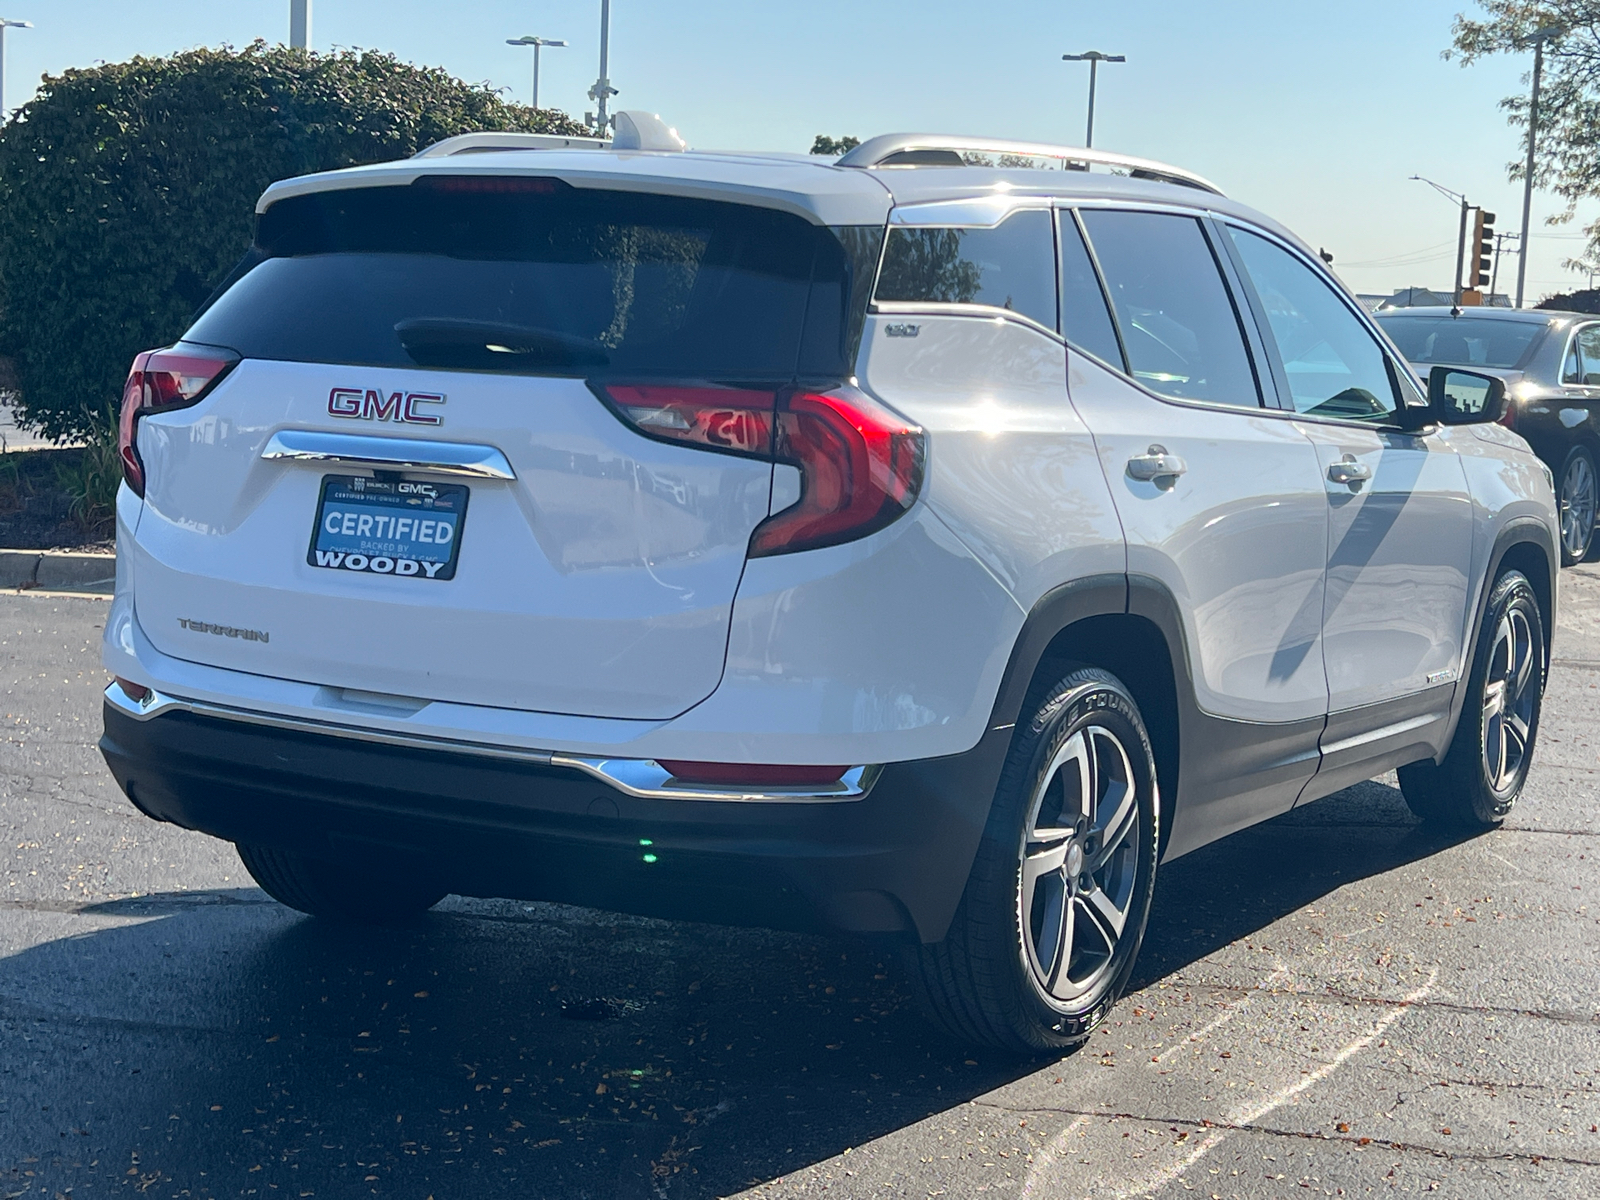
[328,388,444,426]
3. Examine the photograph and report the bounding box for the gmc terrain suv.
[99,116,1559,1053]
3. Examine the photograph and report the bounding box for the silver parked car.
[101,124,1558,1053]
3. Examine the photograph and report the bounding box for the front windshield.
[1375,314,1546,369]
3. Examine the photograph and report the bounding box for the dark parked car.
[1377,306,1600,565]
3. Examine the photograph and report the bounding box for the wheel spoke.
[1510,616,1534,698]
[1086,731,1136,870]
[1485,710,1507,788]
[1482,678,1505,723]
[1507,710,1529,755]
[1022,841,1069,900]
[1080,880,1130,943]
[1045,892,1076,996]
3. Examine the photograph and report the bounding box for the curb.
[1,548,116,593]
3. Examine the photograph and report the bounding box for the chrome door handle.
[1126,445,1188,482]
[1327,455,1372,485]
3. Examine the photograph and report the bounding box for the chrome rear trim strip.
[261,430,516,480]
[104,683,877,803]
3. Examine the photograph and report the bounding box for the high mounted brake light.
[595,384,925,555]
[412,175,566,194]
[118,344,239,496]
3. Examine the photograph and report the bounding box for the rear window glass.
[186,181,871,380]
[1374,314,1546,370]
[873,209,1057,330]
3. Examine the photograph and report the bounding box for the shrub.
[0,41,586,444]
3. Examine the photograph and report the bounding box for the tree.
[1449,3,1600,266]
[810,135,860,156]
[1537,287,1600,312]
[0,42,586,443]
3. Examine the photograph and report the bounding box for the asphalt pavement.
[1,571,1597,1199]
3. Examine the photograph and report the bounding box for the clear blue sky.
[3,0,1593,300]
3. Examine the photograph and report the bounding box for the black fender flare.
[1434,517,1557,761]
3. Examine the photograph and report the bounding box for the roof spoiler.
[413,111,687,159]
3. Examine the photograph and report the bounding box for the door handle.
[1126,444,1188,482]
[1327,455,1372,486]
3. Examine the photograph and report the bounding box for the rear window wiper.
[394,318,609,372]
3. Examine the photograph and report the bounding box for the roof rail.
[413,131,610,158]
[834,133,1222,195]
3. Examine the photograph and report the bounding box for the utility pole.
[507,36,566,109]
[586,0,616,132]
[0,17,33,122]
[1491,231,1519,300]
[1062,51,1125,148]
[1517,24,1562,309]
[289,0,311,50]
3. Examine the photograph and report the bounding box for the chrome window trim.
[887,195,1055,229]
[261,430,517,480]
[104,682,879,804]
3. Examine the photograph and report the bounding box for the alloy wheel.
[1482,607,1537,793]
[1018,725,1142,1004]
[1560,454,1597,561]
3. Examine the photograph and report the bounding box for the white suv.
[99,123,1559,1053]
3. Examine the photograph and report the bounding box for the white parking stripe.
[1112,968,1438,1199]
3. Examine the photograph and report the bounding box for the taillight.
[596,383,925,555]
[1498,399,1516,430]
[118,343,239,496]
[600,385,777,457]
[756,389,925,556]
[658,760,849,787]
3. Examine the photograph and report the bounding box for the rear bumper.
[99,692,1011,943]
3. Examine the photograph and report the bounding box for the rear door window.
[1227,227,1399,423]
[1578,325,1600,385]
[186,180,869,381]
[1057,211,1125,368]
[873,209,1057,331]
[1077,209,1261,407]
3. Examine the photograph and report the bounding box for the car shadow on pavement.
[1132,777,1473,990]
[0,779,1473,1199]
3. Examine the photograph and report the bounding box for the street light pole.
[587,0,617,132]
[1516,24,1562,310]
[1062,50,1126,148]
[1410,175,1472,305]
[0,17,33,123]
[289,0,310,50]
[506,36,567,109]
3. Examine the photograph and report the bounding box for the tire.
[1398,569,1545,829]
[236,843,447,923]
[903,667,1160,1055]
[1557,446,1597,566]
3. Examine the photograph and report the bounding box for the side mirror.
[1428,366,1507,425]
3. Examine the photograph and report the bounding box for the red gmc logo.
[328,388,444,426]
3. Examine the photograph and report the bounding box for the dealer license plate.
[307,475,469,581]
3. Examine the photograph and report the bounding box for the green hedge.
[0,41,586,444]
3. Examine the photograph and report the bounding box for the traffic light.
[1473,209,1496,288]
